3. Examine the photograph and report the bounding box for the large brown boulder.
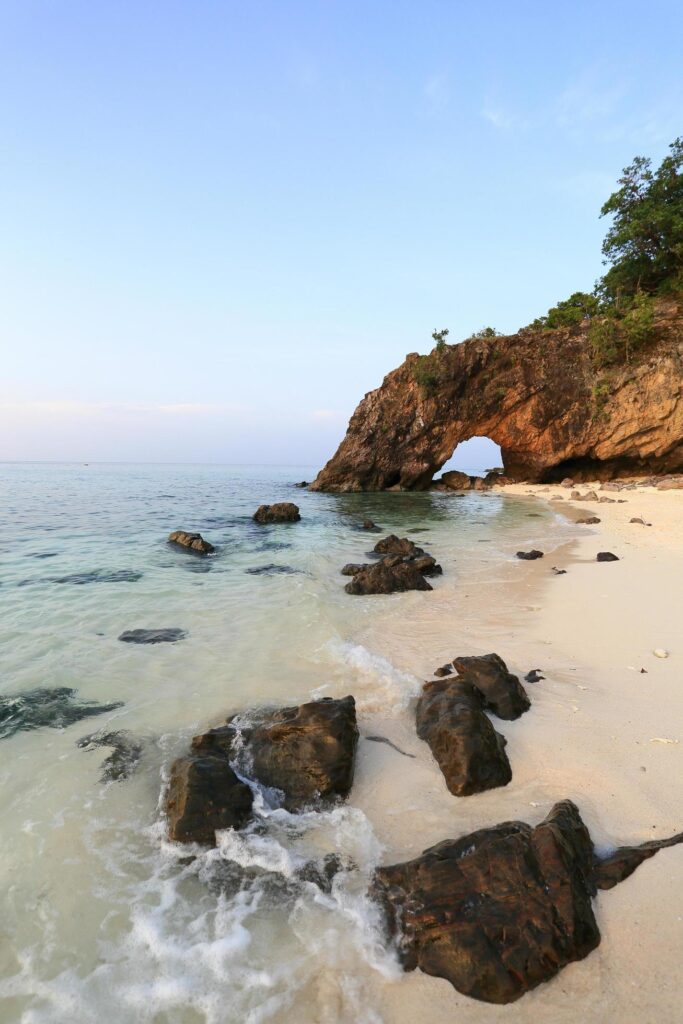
[372,800,683,1004]
[440,470,472,490]
[253,502,301,523]
[452,653,530,720]
[344,560,433,595]
[415,679,511,796]
[194,696,358,811]
[168,530,215,554]
[165,753,253,845]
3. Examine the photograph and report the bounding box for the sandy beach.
[339,482,683,1024]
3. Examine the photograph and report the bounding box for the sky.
[1,0,682,469]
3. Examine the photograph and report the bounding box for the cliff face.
[311,301,683,491]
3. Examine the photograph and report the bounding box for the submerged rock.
[76,729,143,782]
[245,564,302,575]
[372,800,683,1004]
[118,628,187,644]
[0,687,123,740]
[166,753,254,845]
[253,502,301,524]
[415,679,511,796]
[516,549,544,560]
[344,561,433,595]
[50,569,143,585]
[168,530,215,555]
[452,653,530,720]
[195,696,359,812]
[362,519,379,530]
[576,516,601,524]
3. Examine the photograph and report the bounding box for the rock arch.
[311,303,683,491]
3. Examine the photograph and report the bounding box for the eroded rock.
[344,561,433,595]
[373,535,424,557]
[372,800,683,1004]
[253,503,301,524]
[168,530,215,554]
[166,753,254,845]
[452,653,530,720]
[415,679,511,796]
[195,696,359,811]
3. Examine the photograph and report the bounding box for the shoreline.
[341,482,683,1023]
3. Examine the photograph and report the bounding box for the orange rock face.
[311,302,683,490]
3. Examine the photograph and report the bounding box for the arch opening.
[437,437,503,480]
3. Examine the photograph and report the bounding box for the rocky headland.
[311,299,683,490]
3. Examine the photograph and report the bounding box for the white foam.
[322,641,420,714]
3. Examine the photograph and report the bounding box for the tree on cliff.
[600,137,683,299]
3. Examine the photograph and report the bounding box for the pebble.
[653,649,669,659]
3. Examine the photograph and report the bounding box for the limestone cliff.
[311,300,683,490]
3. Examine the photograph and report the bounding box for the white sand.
[345,484,683,1024]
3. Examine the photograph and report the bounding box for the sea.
[0,463,573,1023]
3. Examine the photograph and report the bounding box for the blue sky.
[1,0,681,466]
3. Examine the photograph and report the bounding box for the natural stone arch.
[311,304,683,491]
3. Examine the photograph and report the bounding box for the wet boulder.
[195,696,359,811]
[411,554,443,576]
[440,470,472,490]
[415,679,511,796]
[372,800,683,1004]
[341,562,367,576]
[345,561,433,595]
[168,530,215,554]
[516,549,543,560]
[253,502,301,524]
[596,551,619,562]
[452,653,530,720]
[166,753,254,845]
[373,535,424,557]
[576,516,601,524]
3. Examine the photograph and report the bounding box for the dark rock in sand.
[51,569,143,585]
[576,516,601,524]
[118,628,187,644]
[253,502,301,524]
[373,534,424,557]
[168,530,215,555]
[524,669,544,683]
[76,730,143,782]
[166,753,254,845]
[0,687,124,740]
[630,517,651,526]
[452,653,530,720]
[195,696,358,811]
[372,800,683,1004]
[415,679,511,797]
[552,566,567,575]
[345,560,433,595]
[433,664,453,678]
[516,549,543,560]
[596,551,619,562]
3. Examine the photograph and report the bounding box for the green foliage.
[529,291,601,330]
[431,327,449,352]
[592,378,610,413]
[588,292,656,367]
[413,355,440,396]
[600,138,683,299]
[469,326,502,339]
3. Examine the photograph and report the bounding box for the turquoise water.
[0,463,567,1024]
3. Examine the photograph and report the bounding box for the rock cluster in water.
[165,696,358,843]
[342,534,442,594]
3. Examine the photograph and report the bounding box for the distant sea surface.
[0,463,570,1023]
